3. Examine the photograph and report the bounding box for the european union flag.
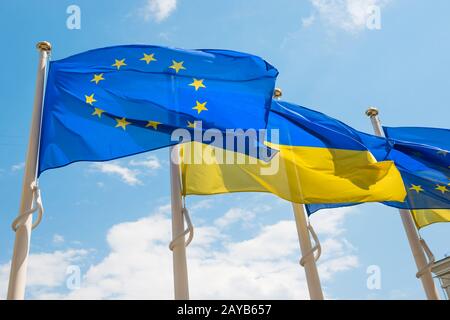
[38,45,278,175]
[306,126,450,214]
[384,127,450,209]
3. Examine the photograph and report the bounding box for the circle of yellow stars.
[84,52,210,131]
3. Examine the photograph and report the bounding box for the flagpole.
[365,107,440,300]
[7,41,51,300]
[292,203,324,299]
[273,89,324,300]
[169,145,190,299]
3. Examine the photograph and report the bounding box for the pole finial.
[273,88,282,99]
[36,41,52,52]
[365,107,379,117]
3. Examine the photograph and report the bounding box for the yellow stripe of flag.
[412,209,450,229]
[181,142,406,204]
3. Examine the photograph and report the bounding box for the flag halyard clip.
[416,237,435,279]
[169,204,194,251]
[299,223,321,267]
[11,181,44,232]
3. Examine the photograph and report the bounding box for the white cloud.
[91,162,141,186]
[141,0,177,22]
[302,14,316,28]
[309,207,355,236]
[223,220,298,261]
[63,214,315,299]
[129,155,161,170]
[308,0,390,32]
[27,250,88,288]
[11,162,25,172]
[214,208,256,229]
[189,199,214,211]
[53,234,65,244]
[0,205,358,299]
[90,155,162,186]
[318,255,359,280]
[0,249,89,299]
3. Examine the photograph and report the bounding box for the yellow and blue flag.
[181,100,407,204]
[38,45,278,175]
[411,209,450,229]
[306,126,450,228]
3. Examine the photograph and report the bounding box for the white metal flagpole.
[169,145,190,299]
[273,88,324,300]
[7,41,51,300]
[292,203,324,300]
[365,107,440,300]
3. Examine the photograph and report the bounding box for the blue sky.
[0,0,449,299]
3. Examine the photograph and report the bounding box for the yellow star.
[115,117,131,130]
[192,101,208,114]
[436,185,449,194]
[91,73,105,85]
[187,121,197,129]
[140,53,157,64]
[189,78,206,91]
[92,108,105,118]
[169,60,186,73]
[409,184,424,193]
[146,120,161,130]
[437,150,448,156]
[112,59,127,70]
[85,94,97,105]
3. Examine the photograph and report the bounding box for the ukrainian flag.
[412,210,450,229]
[181,101,407,204]
[306,126,450,228]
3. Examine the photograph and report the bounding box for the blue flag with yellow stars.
[38,45,278,175]
[306,126,450,216]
